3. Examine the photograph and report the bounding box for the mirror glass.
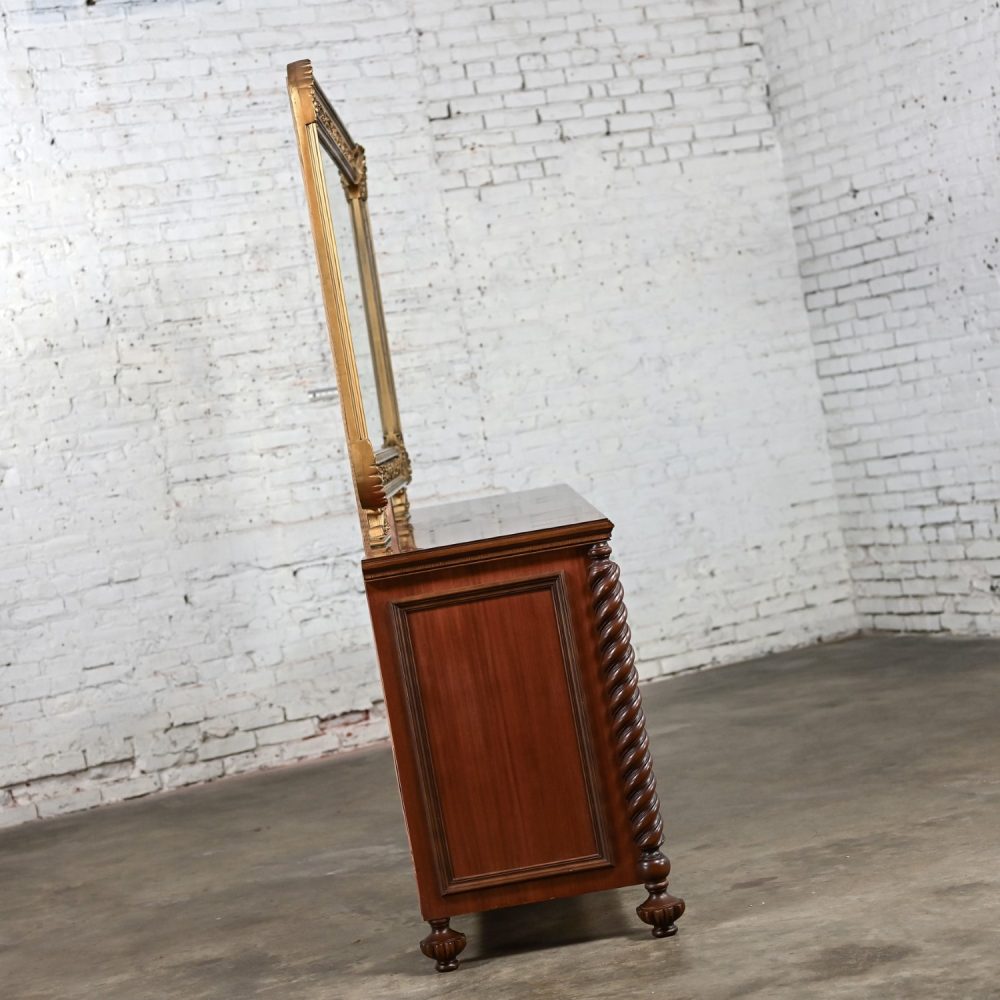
[320,149,382,439]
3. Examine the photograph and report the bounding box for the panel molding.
[390,574,614,895]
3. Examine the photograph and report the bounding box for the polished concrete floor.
[2,636,999,999]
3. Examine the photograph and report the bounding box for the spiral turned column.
[588,540,685,938]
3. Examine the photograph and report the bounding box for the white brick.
[254,720,318,746]
[198,732,256,762]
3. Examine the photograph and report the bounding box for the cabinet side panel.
[395,579,610,891]
[366,545,644,918]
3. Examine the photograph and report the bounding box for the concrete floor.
[2,636,999,999]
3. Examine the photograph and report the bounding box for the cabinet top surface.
[363,485,612,577]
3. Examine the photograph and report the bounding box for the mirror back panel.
[287,59,412,556]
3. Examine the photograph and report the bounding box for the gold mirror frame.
[287,58,412,556]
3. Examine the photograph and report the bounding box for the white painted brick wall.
[1,0,854,827]
[757,0,1000,634]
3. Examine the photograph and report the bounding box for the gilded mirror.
[287,59,412,555]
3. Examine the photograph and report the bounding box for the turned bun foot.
[636,848,685,939]
[637,890,685,938]
[419,918,466,972]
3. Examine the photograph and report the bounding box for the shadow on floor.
[465,891,635,963]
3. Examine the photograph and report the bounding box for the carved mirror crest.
[287,59,412,555]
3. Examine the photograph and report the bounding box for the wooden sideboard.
[363,485,684,971]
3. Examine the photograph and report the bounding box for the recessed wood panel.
[392,577,611,893]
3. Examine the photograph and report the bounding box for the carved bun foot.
[419,919,466,973]
[635,848,685,939]
[637,890,685,938]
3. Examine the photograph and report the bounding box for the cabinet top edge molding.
[362,485,614,579]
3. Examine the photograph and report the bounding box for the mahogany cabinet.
[363,486,684,970]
